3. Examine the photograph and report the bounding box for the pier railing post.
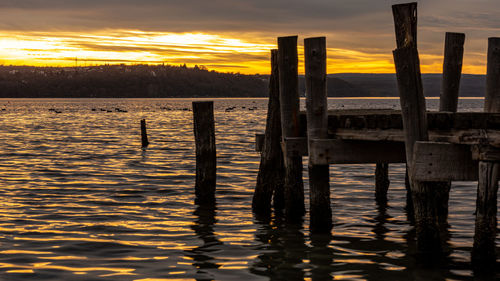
[392,2,442,255]
[278,36,305,222]
[472,37,500,271]
[437,32,465,224]
[253,49,285,216]
[192,101,216,205]
[305,37,332,233]
[141,119,149,148]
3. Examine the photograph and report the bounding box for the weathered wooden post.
[304,37,332,233]
[437,32,465,223]
[141,119,149,148]
[392,3,418,218]
[484,38,500,112]
[278,36,305,222]
[440,32,465,112]
[192,101,216,205]
[375,163,390,204]
[471,37,500,270]
[253,49,285,215]
[392,2,442,254]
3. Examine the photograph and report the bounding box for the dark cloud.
[0,1,497,50]
[0,0,497,73]
[0,0,392,33]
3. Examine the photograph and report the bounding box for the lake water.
[0,98,497,280]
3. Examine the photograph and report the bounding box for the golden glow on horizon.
[0,30,487,74]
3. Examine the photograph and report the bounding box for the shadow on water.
[309,233,335,280]
[185,204,222,280]
[250,214,309,280]
[248,201,471,281]
[380,200,473,281]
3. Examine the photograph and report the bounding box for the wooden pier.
[253,1,499,271]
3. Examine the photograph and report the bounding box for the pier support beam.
[253,49,285,216]
[392,2,442,255]
[193,101,216,205]
[305,37,332,233]
[472,37,500,271]
[278,36,305,222]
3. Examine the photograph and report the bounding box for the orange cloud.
[0,30,487,74]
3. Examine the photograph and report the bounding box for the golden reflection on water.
[0,98,490,280]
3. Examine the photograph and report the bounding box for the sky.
[0,0,498,74]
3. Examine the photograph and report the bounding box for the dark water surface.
[0,98,497,280]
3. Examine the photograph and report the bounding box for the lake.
[0,97,496,280]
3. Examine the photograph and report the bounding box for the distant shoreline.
[0,65,486,98]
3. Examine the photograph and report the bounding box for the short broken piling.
[193,101,216,205]
[305,37,332,233]
[141,119,149,148]
[253,49,285,216]
[278,36,305,222]
[375,163,390,205]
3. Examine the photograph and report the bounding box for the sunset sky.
[0,0,498,74]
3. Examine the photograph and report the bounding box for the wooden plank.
[253,49,285,216]
[304,37,332,233]
[440,32,465,112]
[283,137,308,157]
[332,128,500,148]
[298,111,500,131]
[309,139,406,165]
[411,141,478,181]
[277,36,305,221]
[471,145,500,161]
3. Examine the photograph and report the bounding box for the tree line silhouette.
[0,65,485,98]
[0,64,268,98]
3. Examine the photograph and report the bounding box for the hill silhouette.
[0,65,485,98]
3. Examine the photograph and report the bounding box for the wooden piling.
[392,2,418,49]
[484,37,500,112]
[472,161,499,270]
[392,2,442,254]
[253,49,285,215]
[304,37,332,233]
[392,2,417,217]
[192,101,216,205]
[375,163,390,205]
[440,32,465,112]
[277,36,305,222]
[472,37,500,270]
[437,32,465,224]
[141,119,149,148]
